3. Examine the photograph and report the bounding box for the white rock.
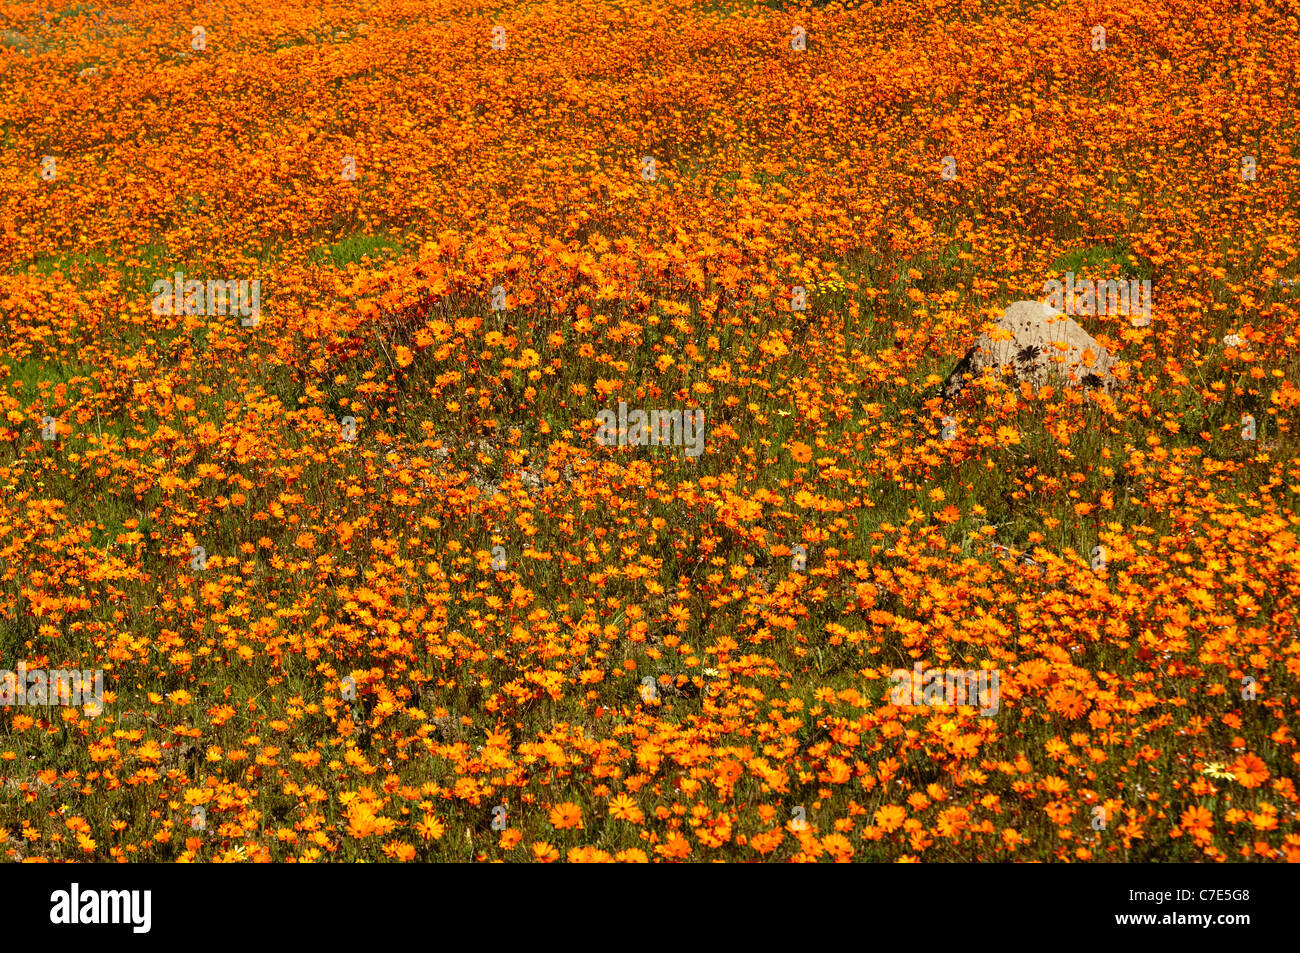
[944,300,1118,399]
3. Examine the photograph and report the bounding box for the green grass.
[312,230,408,268]
[1049,242,1153,282]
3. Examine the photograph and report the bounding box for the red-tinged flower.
[1232,754,1269,789]
[549,802,584,830]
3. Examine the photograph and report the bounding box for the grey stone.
[943,300,1118,400]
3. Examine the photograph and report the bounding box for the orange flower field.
[0,0,1297,863]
